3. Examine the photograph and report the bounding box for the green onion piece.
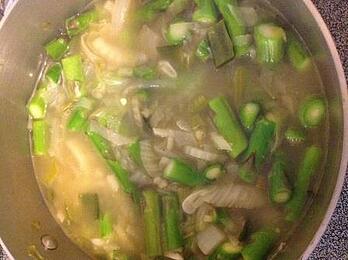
[32,120,48,156]
[299,97,326,128]
[45,63,62,84]
[208,20,235,68]
[208,96,248,159]
[216,209,246,238]
[192,0,218,24]
[287,34,311,71]
[66,10,99,37]
[61,54,85,82]
[196,39,212,61]
[284,128,305,145]
[107,160,137,195]
[238,157,257,184]
[240,118,275,169]
[204,164,224,181]
[164,159,206,187]
[233,34,253,57]
[67,98,94,132]
[239,102,261,132]
[136,0,174,23]
[254,23,286,66]
[268,154,292,204]
[286,146,321,221]
[133,66,157,80]
[44,37,69,61]
[99,213,113,238]
[86,131,115,160]
[27,86,47,120]
[231,66,248,108]
[142,190,162,257]
[80,193,100,220]
[162,193,184,251]
[209,240,242,260]
[241,228,278,260]
[128,140,142,166]
[166,22,192,45]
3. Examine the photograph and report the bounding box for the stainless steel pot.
[0,0,347,259]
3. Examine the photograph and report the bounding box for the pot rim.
[0,0,347,259]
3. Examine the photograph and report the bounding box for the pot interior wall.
[0,0,345,259]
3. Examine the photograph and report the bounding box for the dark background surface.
[1,0,347,259]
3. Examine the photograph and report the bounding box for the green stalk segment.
[142,190,162,257]
[32,120,48,156]
[87,131,115,160]
[287,34,311,71]
[241,118,275,169]
[45,37,69,61]
[107,160,137,195]
[27,85,47,120]
[136,0,174,23]
[207,20,235,67]
[46,63,62,84]
[299,97,326,128]
[193,0,218,24]
[239,102,261,132]
[204,164,224,181]
[67,98,94,132]
[196,39,212,61]
[166,22,192,45]
[238,157,257,184]
[99,213,113,237]
[268,154,292,204]
[254,23,286,66]
[284,128,305,145]
[61,54,85,82]
[241,228,278,260]
[286,146,321,221]
[162,193,184,251]
[164,159,206,187]
[128,140,142,166]
[208,96,248,159]
[209,241,242,260]
[66,10,99,37]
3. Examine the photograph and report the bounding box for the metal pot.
[0,0,347,259]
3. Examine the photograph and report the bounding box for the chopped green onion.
[44,37,69,61]
[299,97,326,128]
[27,85,47,120]
[196,39,212,61]
[239,102,261,132]
[107,160,137,195]
[287,34,311,71]
[166,22,192,45]
[61,54,85,82]
[32,120,48,156]
[284,128,305,145]
[203,164,224,181]
[208,20,235,67]
[164,159,206,187]
[208,96,248,159]
[133,66,157,80]
[142,190,162,257]
[136,0,174,23]
[286,146,321,221]
[128,140,142,166]
[238,157,257,184]
[209,240,242,260]
[99,213,113,238]
[162,193,184,251]
[66,10,99,37]
[45,63,62,84]
[192,0,218,24]
[86,130,115,160]
[67,98,94,132]
[254,23,286,66]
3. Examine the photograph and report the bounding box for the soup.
[27,0,328,259]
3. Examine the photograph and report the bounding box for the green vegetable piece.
[204,164,224,181]
[284,128,305,145]
[239,157,257,184]
[209,241,242,260]
[192,0,218,24]
[299,97,326,128]
[162,193,184,251]
[62,54,85,82]
[32,120,48,156]
[214,0,245,38]
[196,39,212,61]
[208,20,235,67]
[87,131,115,160]
[216,209,246,238]
[233,34,253,57]
[286,146,321,221]
[241,228,278,260]
[142,190,162,257]
[254,23,286,66]
[136,0,174,23]
[128,140,142,166]
[45,37,69,61]
[66,10,99,37]
[287,34,311,71]
[107,160,137,195]
[208,96,248,159]
[99,213,113,237]
[241,118,275,169]
[80,193,100,220]
[133,66,157,80]
[67,97,94,132]
[27,85,47,120]
[164,159,206,187]
[166,22,192,45]
[239,102,261,132]
[232,66,248,108]
[167,0,190,16]
[45,63,62,84]
[268,154,292,204]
